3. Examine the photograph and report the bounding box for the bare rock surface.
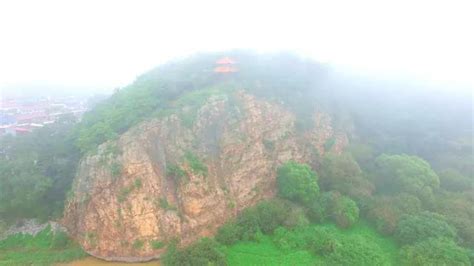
[62,91,346,261]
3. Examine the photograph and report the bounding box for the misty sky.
[0,0,473,92]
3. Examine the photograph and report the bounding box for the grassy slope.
[0,227,86,266]
[226,235,317,266]
[225,221,399,266]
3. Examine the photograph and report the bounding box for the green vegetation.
[163,238,226,266]
[1,52,472,265]
[0,226,86,266]
[159,197,177,211]
[225,234,315,266]
[168,199,397,266]
[262,139,275,151]
[151,240,166,250]
[375,154,440,203]
[395,211,457,245]
[319,153,374,202]
[117,180,141,203]
[0,115,80,222]
[164,158,471,265]
[166,164,188,183]
[277,161,319,205]
[132,239,144,250]
[323,137,336,151]
[400,238,470,265]
[134,178,143,189]
[184,152,208,177]
[307,191,360,228]
[110,162,122,177]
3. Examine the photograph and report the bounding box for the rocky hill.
[63,89,346,261]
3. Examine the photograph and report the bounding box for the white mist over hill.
[0,0,473,93]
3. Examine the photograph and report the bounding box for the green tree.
[400,238,470,266]
[435,191,474,247]
[367,194,422,235]
[318,191,359,228]
[438,168,473,192]
[375,154,440,203]
[395,211,457,245]
[332,196,360,228]
[277,161,319,205]
[319,153,374,202]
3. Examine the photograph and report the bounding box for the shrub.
[117,185,134,203]
[367,194,422,235]
[400,238,470,266]
[134,178,142,189]
[262,139,275,151]
[162,238,226,266]
[277,161,319,205]
[110,162,122,177]
[184,152,208,177]
[132,239,144,250]
[326,235,389,265]
[319,153,374,202]
[215,222,242,245]
[438,168,472,192]
[151,240,166,250]
[375,154,439,203]
[317,191,360,228]
[166,164,188,183]
[272,227,306,251]
[324,137,336,151]
[216,199,293,244]
[252,200,291,234]
[332,196,359,228]
[159,198,177,211]
[50,231,70,248]
[395,211,457,245]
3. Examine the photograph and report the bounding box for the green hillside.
[1,51,472,265]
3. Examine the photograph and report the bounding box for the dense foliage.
[162,238,226,266]
[400,238,470,266]
[375,154,440,203]
[395,211,457,245]
[319,153,374,202]
[215,199,295,245]
[277,161,319,204]
[0,115,80,222]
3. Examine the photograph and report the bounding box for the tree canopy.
[277,161,319,205]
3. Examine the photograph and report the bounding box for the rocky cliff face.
[62,91,347,262]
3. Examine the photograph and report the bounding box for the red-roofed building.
[216,57,236,65]
[214,57,238,73]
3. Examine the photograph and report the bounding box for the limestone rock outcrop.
[62,92,346,261]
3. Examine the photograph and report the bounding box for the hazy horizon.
[1,0,473,95]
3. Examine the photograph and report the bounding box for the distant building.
[214,57,238,73]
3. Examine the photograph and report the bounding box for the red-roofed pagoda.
[214,57,238,73]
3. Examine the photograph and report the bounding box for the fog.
[0,0,473,94]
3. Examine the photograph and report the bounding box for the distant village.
[0,95,89,137]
